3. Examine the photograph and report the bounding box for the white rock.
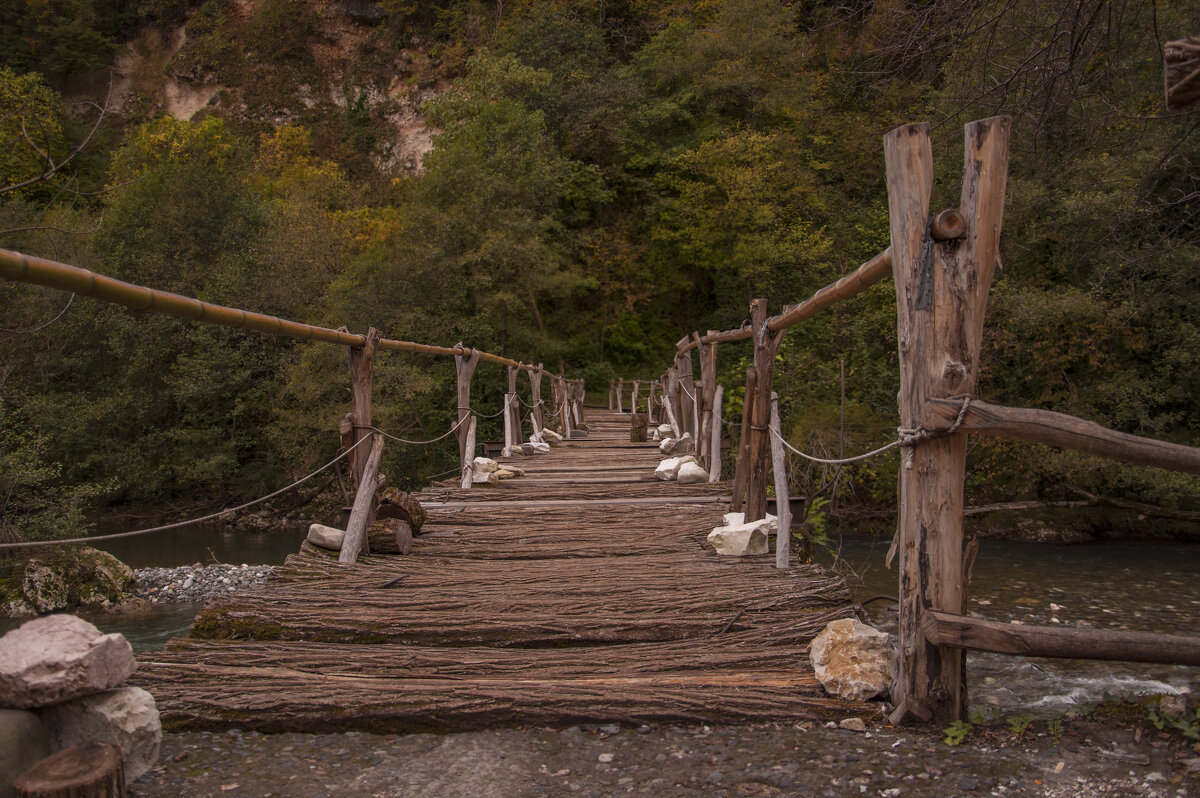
[650,429,661,441]
[472,457,500,473]
[38,686,161,786]
[495,469,517,480]
[656,424,674,437]
[673,432,695,454]
[502,465,526,477]
[528,441,551,454]
[676,462,709,484]
[655,457,683,481]
[540,428,563,443]
[659,437,677,454]
[529,432,545,444]
[306,523,345,551]
[519,443,536,455]
[706,522,770,556]
[809,618,896,702]
[722,512,746,527]
[0,615,136,710]
[471,470,499,485]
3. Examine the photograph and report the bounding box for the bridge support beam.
[454,345,480,488]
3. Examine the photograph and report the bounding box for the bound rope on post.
[0,435,374,550]
[767,396,973,466]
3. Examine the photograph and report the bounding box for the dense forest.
[1,0,1196,542]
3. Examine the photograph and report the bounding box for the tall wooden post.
[345,327,381,488]
[730,366,756,513]
[746,299,785,522]
[696,332,718,472]
[631,380,640,414]
[609,380,615,411]
[503,365,520,457]
[769,393,792,569]
[674,336,696,437]
[530,364,545,435]
[454,345,480,487]
[616,378,624,413]
[709,384,724,482]
[341,434,384,564]
[647,380,657,424]
[560,373,574,437]
[888,116,1010,725]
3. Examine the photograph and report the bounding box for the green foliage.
[1148,703,1200,742]
[0,68,65,194]
[1006,713,1034,743]
[942,719,972,746]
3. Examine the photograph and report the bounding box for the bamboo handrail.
[0,248,543,373]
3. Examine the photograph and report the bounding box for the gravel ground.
[132,564,275,605]
[131,715,1199,798]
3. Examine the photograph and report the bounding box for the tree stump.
[15,743,126,798]
[630,412,649,442]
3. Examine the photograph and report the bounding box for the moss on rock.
[0,546,134,617]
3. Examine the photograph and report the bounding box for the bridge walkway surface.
[133,410,861,732]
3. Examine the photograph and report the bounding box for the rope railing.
[0,435,373,550]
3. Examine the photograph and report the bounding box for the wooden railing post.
[769,393,792,569]
[631,380,640,414]
[344,327,381,488]
[503,365,520,457]
[888,116,1010,725]
[696,332,718,472]
[647,380,657,424]
[340,434,384,564]
[730,365,756,512]
[616,378,624,413]
[609,379,615,411]
[530,363,545,435]
[454,344,480,487]
[709,384,724,482]
[674,336,696,438]
[746,299,785,522]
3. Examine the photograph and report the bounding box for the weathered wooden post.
[746,299,786,522]
[529,363,545,435]
[730,366,756,512]
[647,380,657,424]
[609,379,615,411]
[559,373,574,438]
[344,327,381,487]
[631,380,640,414]
[769,393,792,569]
[454,344,480,488]
[709,383,725,482]
[503,365,520,457]
[674,336,697,437]
[695,332,718,472]
[662,366,682,437]
[573,379,585,427]
[341,434,384,564]
[616,377,625,413]
[887,116,1010,725]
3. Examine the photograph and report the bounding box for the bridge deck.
[133,410,861,732]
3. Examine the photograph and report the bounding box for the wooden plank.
[923,611,1200,666]
[923,398,1200,475]
[421,496,731,509]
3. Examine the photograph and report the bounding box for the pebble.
[133,564,275,605]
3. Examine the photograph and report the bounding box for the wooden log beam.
[923,398,1200,475]
[746,300,784,522]
[700,325,752,345]
[730,366,757,513]
[696,333,719,472]
[339,435,384,564]
[454,346,480,481]
[766,249,893,333]
[923,611,1200,666]
[709,384,725,482]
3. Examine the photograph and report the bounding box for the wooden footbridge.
[5,115,1200,731]
[131,410,860,732]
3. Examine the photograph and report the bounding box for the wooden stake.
[454,345,480,486]
[887,116,1010,725]
[730,366,756,513]
[460,416,477,489]
[696,332,719,472]
[647,380,657,424]
[530,364,545,435]
[709,384,724,482]
[616,378,624,413]
[340,435,384,564]
[770,393,792,569]
[14,743,126,798]
[345,327,380,487]
[631,380,640,415]
[746,300,784,522]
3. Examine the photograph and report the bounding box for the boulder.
[706,522,770,556]
[655,457,683,481]
[472,457,500,473]
[809,618,896,702]
[471,470,499,486]
[502,465,525,477]
[526,441,551,454]
[0,709,50,798]
[37,686,161,786]
[306,523,345,551]
[5,548,133,616]
[671,455,698,476]
[673,432,695,454]
[722,512,746,527]
[676,461,709,484]
[377,488,427,533]
[541,428,563,443]
[519,443,537,455]
[0,615,135,710]
[659,437,677,454]
[650,429,661,442]
[495,469,517,480]
[656,424,674,437]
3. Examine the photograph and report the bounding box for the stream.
[8,526,1198,718]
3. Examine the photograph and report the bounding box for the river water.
[11,527,1198,717]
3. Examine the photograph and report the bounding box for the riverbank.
[131,709,1199,797]
[132,564,275,605]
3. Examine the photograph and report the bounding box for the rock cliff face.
[72,0,442,175]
